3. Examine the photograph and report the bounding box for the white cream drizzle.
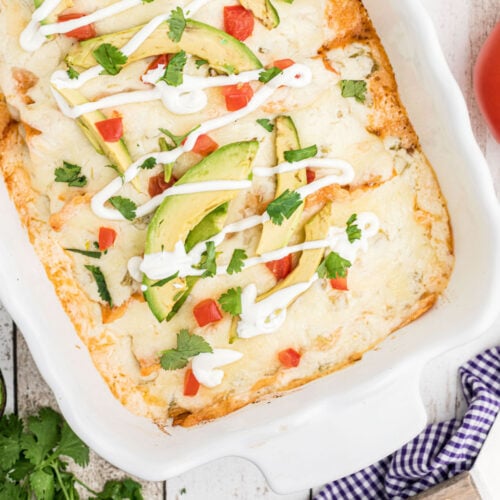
[191,349,243,388]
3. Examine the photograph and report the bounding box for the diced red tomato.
[221,83,254,111]
[95,117,123,143]
[148,172,176,197]
[193,299,223,327]
[265,254,292,281]
[306,168,316,184]
[330,275,348,291]
[278,348,301,368]
[192,134,219,156]
[184,369,200,397]
[145,54,171,74]
[58,13,96,41]
[223,6,254,41]
[273,59,295,71]
[98,227,117,251]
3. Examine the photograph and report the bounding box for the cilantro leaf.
[283,145,318,163]
[259,66,282,83]
[30,469,54,500]
[0,434,21,471]
[151,272,179,288]
[198,241,217,278]
[160,50,187,87]
[22,407,61,466]
[139,157,157,170]
[317,251,351,279]
[195,58,208,69]
[266,189,302,225]
[93,43,128,76]
[85,265,113,307]
[227,249,247,275]
[218,287,242,316]
[159,127,194,148]
[340,79,367,103]
[109,196,137,221]
[91,478,144,499]
[55,161,87,187]
[54,421,89,467]
[65,248,102,259]
[160,330,212,370]
[346,214,362,243]
[167,7,186,43]
[66,66,79,80]
[256,118,274,132]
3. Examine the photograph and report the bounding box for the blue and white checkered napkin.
[314,347,500,500]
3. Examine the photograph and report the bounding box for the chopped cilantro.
[159,125,198,148]
[284,145,318,163]
[65,248,101,259]
[139,157,157,170]
[317,251,351,279]
[159,329,212,370]
[266,189,302,225]
[259,66,282,83]
[84,265,113,307]
[93,43,128,76]
[160,50,187,87]
[66,66,79,80]
[54,161,87,187]
[340,79,367,103]
[198,241,217,278]
[256,118,274,132]
[218,287,242,316]
[167,7,186,43]
[108,196,137,221]
[227,249,247,275]
[346,214,362,243]
[195,58,208,69]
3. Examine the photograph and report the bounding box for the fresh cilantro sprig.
[167,7,186,43]
[197,241,217,278]
[284,145,318,163]
[55,161,87,187]
[317,251,351,279]
[109,196,137,221]
[340,80,367,103]
[266,189,302,225]
[259,66,282,83]
[227,249,247,275]
[159,125,199,149]
[218,287,242,316]
[160,50,187,87]
[139,157,157,170]
[159,329,212,370]
[0,408,143,499]
[346,214,362,243]
[85,265,113,307]
[66,66,79,80]
[93,43,128,76]
[256,118,274,132]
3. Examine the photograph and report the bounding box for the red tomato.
[278,348,301,368]
[183,369,200,397]
[273,59,295,70]
[98,227,117,251]
[192,134,219,156]
[222,83,254,111]
[306,168,316,184]
[148,172,176,197]
[223,6,254,41]
[58,13,96,41]
[145,54,171,74]
[95,117,123,142]
[193,299,223,327]
[265,254,292,281]
[474,23,500,142]
[330,276,348,291]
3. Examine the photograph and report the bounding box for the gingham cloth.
[314,347,500,500]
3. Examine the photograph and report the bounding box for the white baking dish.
[1,0,499,493]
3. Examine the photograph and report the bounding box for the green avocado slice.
[144,141,259,321]
[66,19,263,72]
[256,115,307,255]
[239,0,280,29]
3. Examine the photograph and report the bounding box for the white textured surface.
[1,0,500,498]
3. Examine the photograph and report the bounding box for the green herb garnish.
[340,80,367,103]
[283,145,318,163]
[195,58,208,69]
[167,7,186,43]
[159,329,212,370]
[256,118,274,132]
[227,249,247,275]
[151,272,179,288]
[85,265,113,307]
[218,287,242,316]
[317,251,351,279]
[54,161,87,187]
[66,66,79,80]
[160,50,187,87]
[139,157,157,170]
[266,189,302,226]
[259,66,282,83]
[93,43,128,76]
[346,214,362,243]
[198,241,217,278]
[65,248,101,259]
[108,196,137,221]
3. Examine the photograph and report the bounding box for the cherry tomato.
[95,117,123,142]
[58,13,96,41]
[222,83,254,111]
[98,227,117,251]
[148,172,176,197]
[184,369,200,396]
[265,254,292,281]
[193,299,223,327]
[223,6,254,41]
[273,59,295,71]
[192,134,219,156]
[278,348,301,368]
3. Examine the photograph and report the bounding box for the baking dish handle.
[240,359,427,494]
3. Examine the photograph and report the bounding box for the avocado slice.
[144,141,259,321]
[239,0,280,29]
[256,116,307,255]
[54,87,132,174]
[66,20,263,73]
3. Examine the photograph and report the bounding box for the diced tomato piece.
[192,134,219,156]
[95,117,123,143]
[223,6,254,41]
[278,348,301,368]
[330,276,348,291]
[148,172,176,197]
[193,299,223,327]
[306,168,316,184]
[58,13,96,41]
[221,83,254,111]
[184,369,200,397]
[265,254,292,281]
[273,59,295,71]
[98,227,117,251]
[145,54,171,74]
